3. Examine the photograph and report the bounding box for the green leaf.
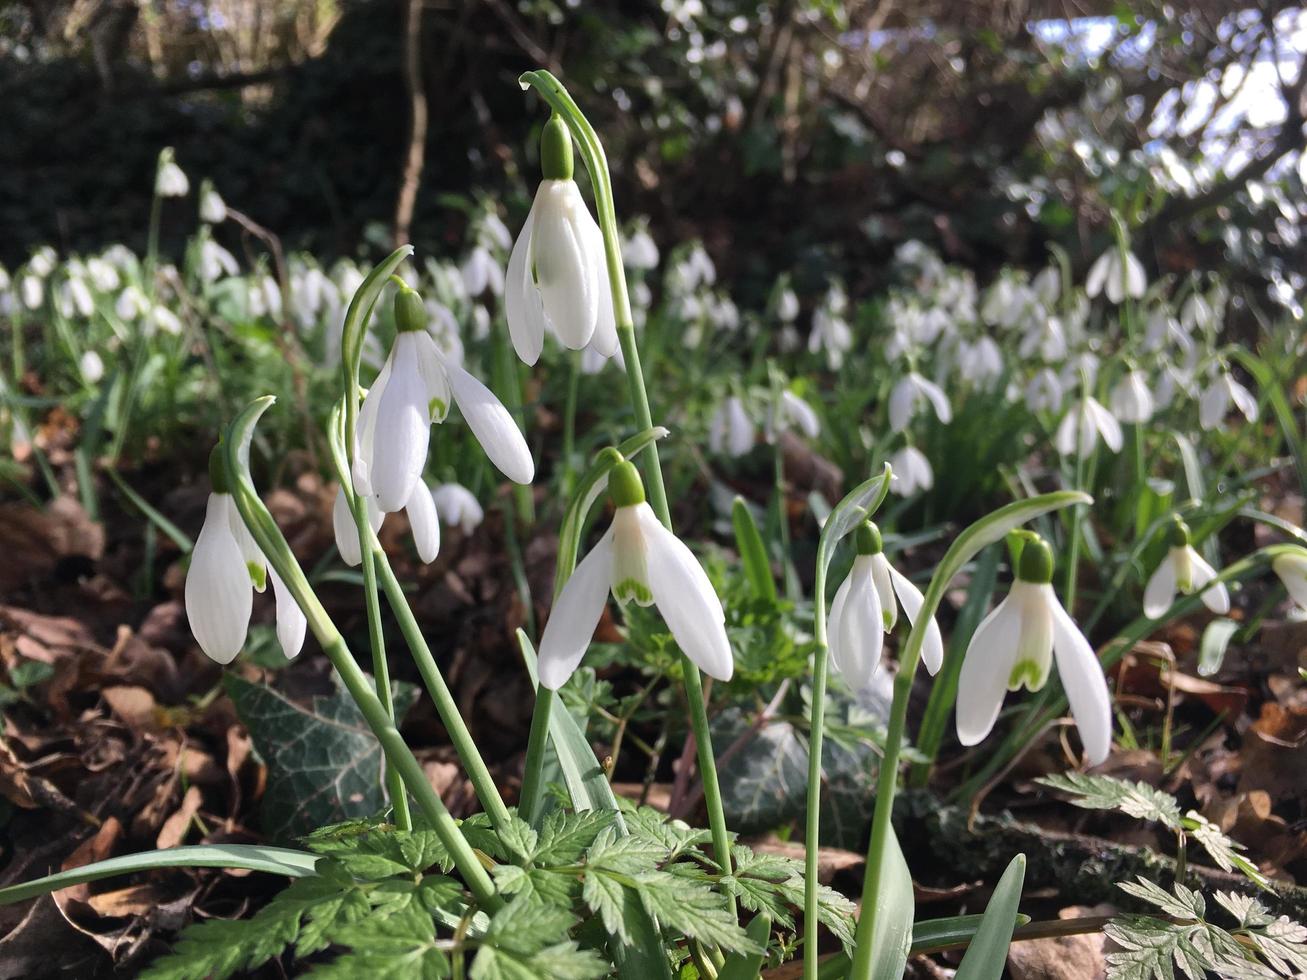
[636,870,763,955]
[534,809,615,866]
[1182,811,1271,890]
[719,913,772,980]
[0,844,320,908]
[1035,772,1183,828]
[470,943,609,980]
[225,672,418,842]
[955,854,1025,980]
[341,245,414,392]
[1198,618,1240,677]
[1120,877,1206,920]
[733,496,778,602]
[311,903,449,979]
[909,912,1032,953]
[865,827,913,979]
[105,467,194,552]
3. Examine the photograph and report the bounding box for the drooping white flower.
[461,245,504,298]
[185,448,305,663]
[957,336,1004,387]
[1143,519,1229,619]
[1055,397,1123,457]
[956,535,1111,764]
[79,350,105,384]
[1198,371,1258,430]
[150,304,183,336]
[27,247,56,279]
[809,307,852,369]
[199,239,239,283]
[404,481,441,563]
[767,389,820,442]
[332,486,385,567]
[433,483,484,535]
[708,396,755,458]
[1024,368,1064,414]
[200,183,228,223]
[537,462,733,689]
[58,277,94,318]
[827,522,943,690]
[1180,291,1216,332]
[116,285,150,322]
[355,286,533,512]
[1085,245,1146,303]
[622,225,660,270]
[20,274,43,310]
[478,212,513,252]
[1143,308,1193,355]
[580,340,625,375]
[1272,550,1307,610]
[85,257,119,292]
[505,116,617,365]
[155,149,190,198]
[1017,317,1067,363]
[888,372,952,433]
[1109,369,1155,424]
[1032,266,1060,307]
[888,446,933,496]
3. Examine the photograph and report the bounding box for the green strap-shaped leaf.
[867,828,914,980]
[732,497,778,603]
[1198,617,1240,677]
[719,913,772,980]
[954,854,1026,980]
[0,844,321,907]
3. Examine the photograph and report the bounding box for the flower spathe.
[505,116,617,366]
[1143,519,1229,619]
[538,462,733,690]
[956,536,1111,764]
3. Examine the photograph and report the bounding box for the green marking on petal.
[1008,659,1045,692]
[429,397,449,422]
[613,579,653,606]
[248,562,267,591]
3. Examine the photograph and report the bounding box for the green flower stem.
[520,68,735,886]
[370,540,515,833]
[803,560,832,979]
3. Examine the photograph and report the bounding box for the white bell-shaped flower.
[827,522,943,690]
[1143,519,1229,619]
[622,225,660,270]
[766,389,820,442]
[776,286,800,323]
[957,337,1004,387]
[433,483,484,535]
[79,350,105,384]
[505,116,617,365]
[1272,550,1307,611]
[538,462,733,690]
[200,183,227,223]
[331,486,385,567]
[185,448,305,663]
[1085,245,1146,304]
[1032,266,1060,307]
[355,286,534,512]
[461,245,504,298]
[888,446,933,496]
[708,396,755,458]
[1198,371,1258,431]
[155,149,190,198]
[1025,368,1064,414]
[1109,369,1155,424]
[809,307,852,369]
[1055,396,1123,457]
[199,239,239,284]
[888,371,952,433]
[956,535,1111,764]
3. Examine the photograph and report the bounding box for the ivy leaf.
[1035,773,1183,829]
[714,712,807,834]
[225,673,417,842]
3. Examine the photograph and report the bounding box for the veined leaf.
[954,854,1025,980]
[1035,772,1182,829]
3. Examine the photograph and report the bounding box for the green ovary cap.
[394,285,427,333]
[855,520,883,555]
[1016,536,1054,584]
[540,115,574,181]
[609,461,646,508]
[208,443,229,494]
[1167,517,1191,548]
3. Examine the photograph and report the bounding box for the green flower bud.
[1167,517,1191,548]
[609,461,646,508]
[1016,536,1054,584]
[208,443,230,494]
[541,115,574,181]
[855,520,883,556]
[394,284,426,333]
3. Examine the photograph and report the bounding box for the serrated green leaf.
[620,805,712,860]
[1120,878,1206,920]
[1036,772,1183,829]
[535,809,614,866]
[1182,811,1271,890]
[470,943,608,980]
[313,904,449,979]
[582,866,631,944]
[636,871,762,955]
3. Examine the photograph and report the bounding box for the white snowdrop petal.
[1085,252,1109,298]
[638,506,734,682]
[1228,379,1259,423]
[412,332,452,422]
[533,182,598,349]
[1089,399,1124,453]
[870,554,897,631]
[1199,381,1228,430]
[405,481,441,564]
[445,361,535,484]
[185,494,254,664]
[836,559,884,690]
[332,487,364,566]
[783,391,820,439]
[583,217,620,358]
[888,378,915,433]
[505,208,545,366]
[889,565,943,675]
[371,336,432,512]
[1048,596,1112,765]
[226,496,267,592]
[826,572,854,675]
[538,533,614,690]
[1055,409,1078,456]
[353,355,394,496]
[956,596,1022,746]
[1124,251,1147,299]
[1143,557,1177,619]
[269,566,307,660]
[1272,554,1307,609]
[916,375,952,424]
[1188,550,1230,614]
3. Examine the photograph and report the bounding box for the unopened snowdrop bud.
[433,483,484,535]
[200,182,227,223]
[1085,243,1146,304]
[1109,369,1154,424]
[888,371,952,433]
[1271,550,1307,610]
[622,224,660,270]
[79,350,105,384]
[888,446,933,496]
[155,148,189,198]
[708,396,755,458]
[956,535,1111,764]
[505,114,617,365]
[332,486,384,567]
[1143,518,1229,619]
[1055,396,1122,457]
[1199,371,1258,430]
[776,285,800,323]
[537,461,733,690]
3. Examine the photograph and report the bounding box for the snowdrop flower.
[433,483,484,535]
[708,396,755,457]
[1198,371,1258,430]
[477,212,513,252]
[461,245,504,298]
[1057,351,1100,392]
[1055,396,1123,457]
[354,286,533,512]
[956,535,1111,764]
[678,243,716,291]
[403,481,441,563]
[199,239,239,283]
[957,336,1003,387]
[85,257,119,292]
[1017,317,1067,363]
[581,341,625,375]
[537,462,732,689]
[1143,519,1229,619]
[28,247,56,279]
[150,304,183,336]
[888,372,952,433]
[79,350,105,384]
[767,389,820,442]
[1032,266,1060,307]
[332,487,384,567]
[775,282,800,323]
[185,447,305,663]
[1109,369,1154,423]
[116,285,149,321]
[1143,308,1192,355]
[828,522,943,690]
[155,148,190,198]
[622,224,660,270]
[20,275,43,310]
[1272,550,1307,610]
[58,277,95,318]
[505,116,617,365]
[200,182,227,223]
[1180,291,1215,332]
[1024,368,1064,414]
[1085,243,1146,303]
[809,306,852,369]
[888,446,933,496]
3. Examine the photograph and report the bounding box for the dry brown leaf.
[156,786,203,850]
[101,687,158,731]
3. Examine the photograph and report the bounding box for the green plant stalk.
[803,559,832,980]
[224,402,500,910]
[352,491,411,831]
[520,68,735,887]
